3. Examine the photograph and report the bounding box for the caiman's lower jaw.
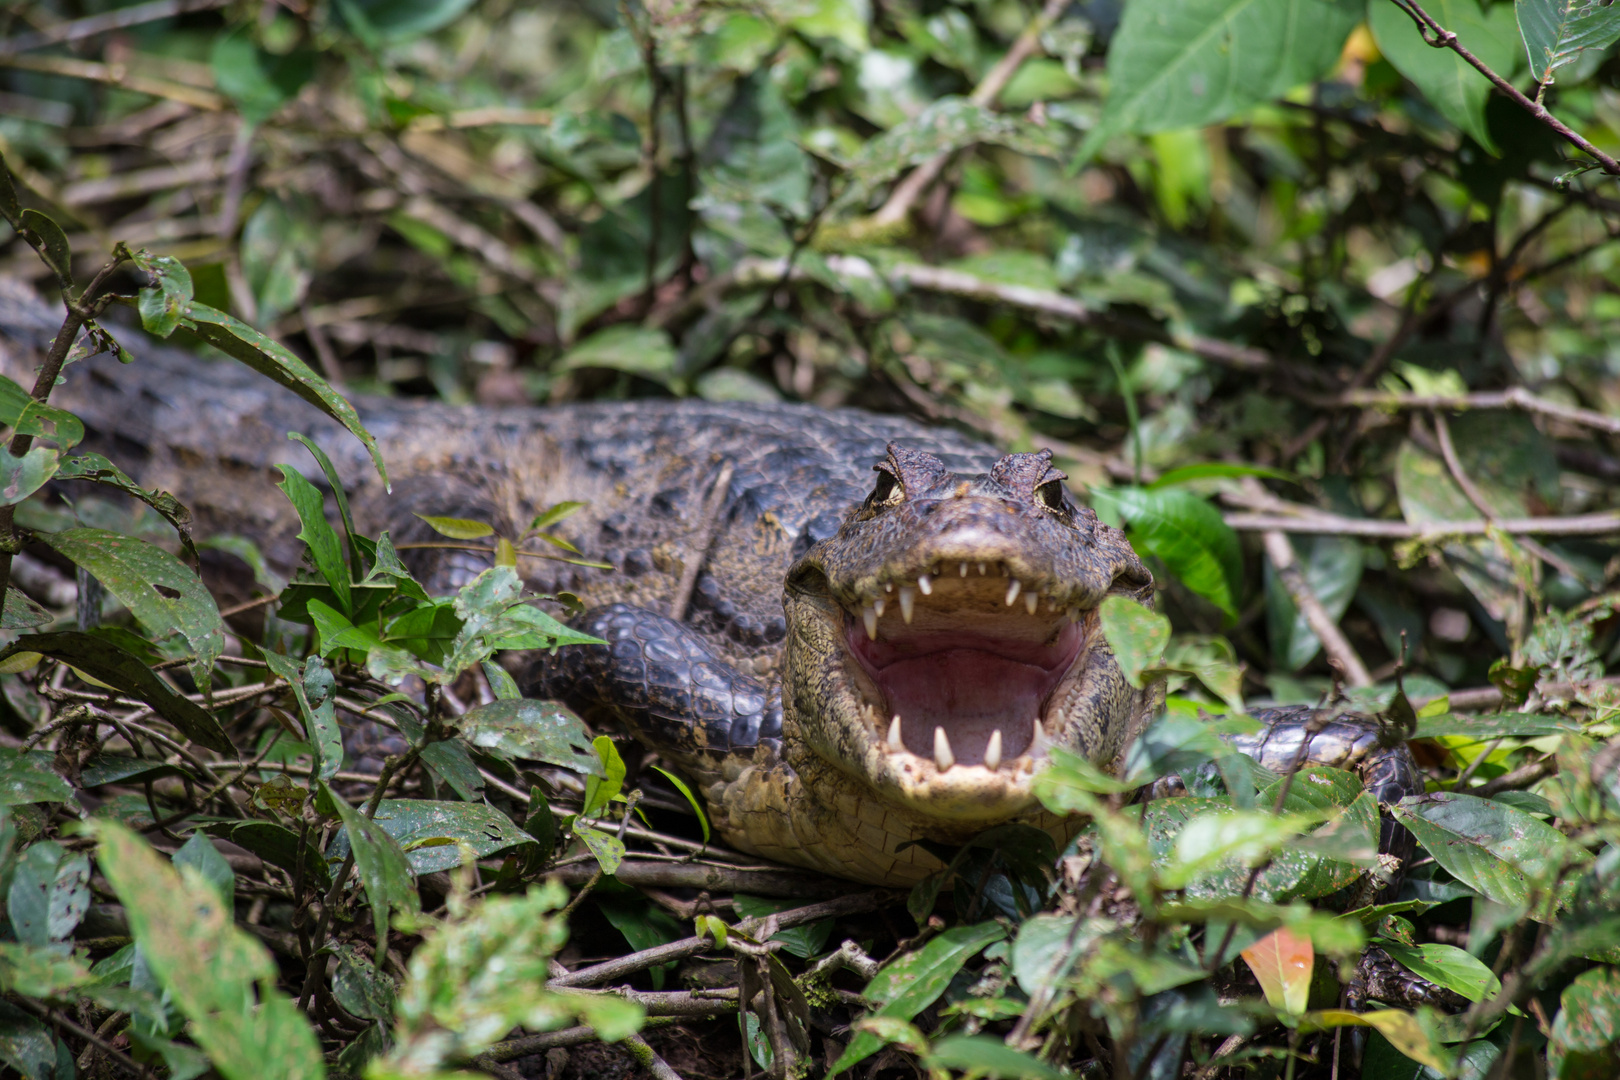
[837,560,1094,815]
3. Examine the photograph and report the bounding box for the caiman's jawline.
[837,561,1088,773]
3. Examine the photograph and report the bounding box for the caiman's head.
[783,444,1155,826]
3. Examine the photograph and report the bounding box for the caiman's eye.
[867,470,903,509]
[1035,479,1067,512]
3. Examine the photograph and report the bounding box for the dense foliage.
[2,0,1620,1077]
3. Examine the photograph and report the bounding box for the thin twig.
[1242,479,1372,687]
[1390,0,1620,175]
[623,1031,686,1080]
[869,0,1070,228]
[1313,386,1620,435]
[0,0,230,55]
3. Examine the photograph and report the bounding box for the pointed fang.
[984,730,1003,771]
[917,574,932,596]
[874,598,886,618]
[1004,579,1022,606]
[888,715,904,751]
[978,562,988,575]
[1025,592,1039,615]
[934,727,955,771]
[898,586,916,624]
[863,606,878,640]
[960,562,969,576]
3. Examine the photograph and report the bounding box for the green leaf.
[1392,792,1575,912]
[558,325,678,384]
[288,433,366,576]
[584,735,627,818]
[263,653,344,783]
[1301,1008,1455,1073]
[173,832,236,911]
[133,252,193,338]
[0,156,19,227]
[575,825,626,875]
[412,514,494,540]
[1076,0,1361,163]
[0,632,232,753]
[1378,940,1503,1004]
[649,765,709,846]
[56,453,196,562]
[210,820,329,891]
[1098,594,1171,688]
[0,589,50,630]
[0,941,93,1000]
[528,501,586,531]
[8,841,89,946]
[0,749,72,806]
[1369,0,1523,153]
[421,739,485,802]
[1092,486,1241,618]
[1151,462,1298,488]
[93,820,325,1080]
[0,448,56,507]
[331,944,396,1022]
[830,921,1006,1074]
[0,1002,57,1080]
[1550,965,1620,1078]
[333,799,531,875]
[324,783,420,961]
[181,303,388,487]
[926,1035,1067,1080]
[276,465,351,614]
[210,29,315,125]
[36,527,223,688]
[0,376,83,448]
[19,209,72,286]
[1516,0,1620,84]
[456,698,601,775]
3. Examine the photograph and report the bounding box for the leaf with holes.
[56,453,195,562]
[34,528,222,689]
[7,841,90,946]
[133,252,193,337]
[456,698,601,776]
[1550,965,1620,1078]
[0,376,82,449]
[331,799,530,875]
[1517,0,1620,84]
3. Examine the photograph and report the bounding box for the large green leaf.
[0,447,56,508]
[0,375,82,449]
[1516,0,1620,83]
[0,749,72,807]
[325,784,420,962]
[276,466,351,615]
[1369,0,1524,153]
[35,528,222,688]
[0,633,232,753]
[1393,792,1576,912]
[829,921,1006,1073]
[1092,486,1242,618]
[1549,965,1620,1078]
[331,798,531,875]
[1266,535,1363,671]
[55,453,197,562]
[456,702,602,777]
[1076,0,1360,161]
[93,821,325,1080]
[7,841,89,946]
[1378,941,1503,1003]
[1098,595,1170,687]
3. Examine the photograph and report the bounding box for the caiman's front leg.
[520,603,797,847]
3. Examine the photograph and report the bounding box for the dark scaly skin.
[0,282,1426,896]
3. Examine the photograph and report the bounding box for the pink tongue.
[880,650,1042,765]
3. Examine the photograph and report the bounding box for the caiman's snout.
[783,442,1155,824]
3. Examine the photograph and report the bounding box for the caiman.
[0,281,1420,891]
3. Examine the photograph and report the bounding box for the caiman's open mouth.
[838,559,1096,782]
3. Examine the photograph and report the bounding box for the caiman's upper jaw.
[837,557,1095,788]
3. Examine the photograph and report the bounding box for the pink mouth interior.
[848,618,1083,766]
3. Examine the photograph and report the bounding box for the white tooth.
[917,574,932,595]
[934,727,955,771]
[1033,715,1047,740]
[863,606,878,639]
[978,562,987,575]
[885,582,894,594]
[984,730,1003,771]
[960,562,969,577]
[898,586,916,624]
[874,598,886,617]
[888,715,904,751]
[1005,579,1021,606]
[1025,592,1039,615]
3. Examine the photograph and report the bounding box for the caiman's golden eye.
[867,470,902,508]
[1035,479,1066,511]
